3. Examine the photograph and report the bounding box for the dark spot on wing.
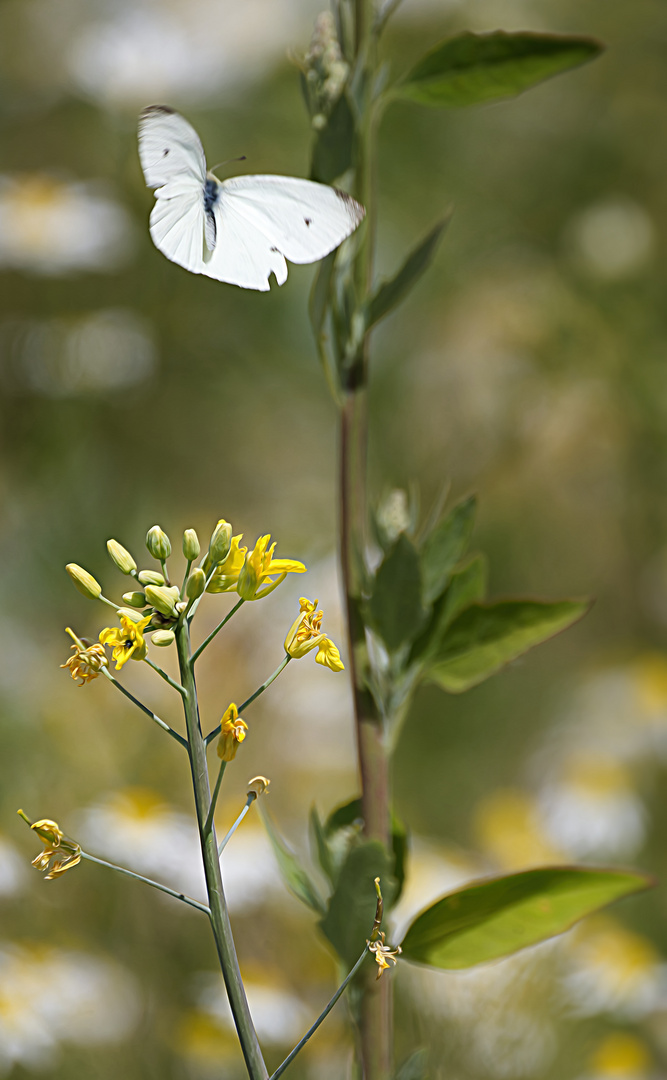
[304,217,312,227]
[333,187,366,223]
[163,149,169,157]
[140,104,176,119]
[270,246,279,253]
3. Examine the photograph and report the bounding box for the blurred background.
[1,0,666,1076]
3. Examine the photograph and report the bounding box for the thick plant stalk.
[175,622,268,1080]
[337,2,393,1077]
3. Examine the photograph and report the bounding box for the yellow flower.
[237,535,306,601]
[217,704,248,762]
[367,932,401,979]
[206,535,248,593]
[61,627,108,685]
[284,598,344,671]
[99,612,152,670]
[29,818,82,880]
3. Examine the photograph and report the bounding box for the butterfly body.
[138,105,365,291]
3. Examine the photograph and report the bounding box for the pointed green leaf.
[427,598,590,693]
[311,92,356,183]
[310,804,336,886]
[258,804,326,915]
[400,865,652,969]
[320,841,397,966]
[395,31,604,108]
[367,218,450,330]
[324,797,408,903]
[368,534,426,651]
[410,554,487,665]
[420,495,477,606]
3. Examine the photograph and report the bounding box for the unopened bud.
[116,607,146,623]
[137,570,165,587]
[66,563,102,600]
[106,539,137,575]
[145,584,180,617]
[207,520,233,565]
[122,591,146,608]
[151,629,175,647]
[237,561,258,601]
[146,525,171,561]
[183,529,200,561]
[186,568,206,601]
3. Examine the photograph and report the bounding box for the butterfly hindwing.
[138,106,207,190]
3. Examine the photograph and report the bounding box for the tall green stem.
[338,4,393,1078]
[175,622,268,1080]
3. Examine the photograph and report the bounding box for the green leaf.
[311,92,356,183]
[400,865,652,969]
[320,841,397,966]
[395,31,604,108]
[427,598,590,693]
[367,218,450,330]
[258,804,326,915]
[310,804,336,886]
[368,534,425,651]
[420,495,476,606]
[309,250,336,339]
[395,1050,429,1080]
[324,797,408,904]
[410,554,487,665]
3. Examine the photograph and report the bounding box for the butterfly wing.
[218,175,365,264]
[203,197,287,291]
[138,105,207,189]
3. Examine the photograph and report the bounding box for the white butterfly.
[138,105,365,291]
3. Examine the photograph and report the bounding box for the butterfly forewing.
[138,106,207,189]
[219,176,365,264]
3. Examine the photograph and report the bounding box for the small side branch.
[143,655,188,698]
[205,655,291,746]
[81,851,210,915]
[191,598,245,665]
[102,668,188,749]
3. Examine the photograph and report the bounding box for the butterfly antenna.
[209,155,246,177]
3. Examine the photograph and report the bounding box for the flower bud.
[146,525,171,561]
[186,568,206,601]
[106,539,137,575]
[151,629,175,647]
[183,529,200,561]
[122,591,147,608]
[236,561,258,601]
[137,570,165,587]
[116,607,147,623]
[66,563,102,600]
[145,584,180,617]
[207,520,233,565]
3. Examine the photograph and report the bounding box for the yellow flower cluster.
[99,613,152,671]
[61,627,108,685]
[208,533,306,600]
[217,703,248,762]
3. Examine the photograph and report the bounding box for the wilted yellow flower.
[367,932,401,979]
[284,598,344,671]
[217,704,248,762]
[99,612,152,670]
[206,535,247,593]
[28,817,82,880]
[237,535,306,601]
[61,627,108,685]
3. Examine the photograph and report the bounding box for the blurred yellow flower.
[237,535,306,601]
[28,818,81,880]
[367,932,401,980]
[99,613,152,669]
[591,1032,652,1077]
[61,627,108,685]
[284,597,344,671]
[473,788,560,869]
[217,704,248,762]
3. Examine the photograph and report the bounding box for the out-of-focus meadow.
[1,0,667,1077]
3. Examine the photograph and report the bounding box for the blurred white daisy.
[194,971,309,1045]
[78,788,283,912]
[0,309,157,397]
[566,197,656,281]
[580,1032,655,1080]
[0,942,139,1074]
[0,174,133,274]
[537,755,646,859]
[563,917,667,1020]
[473,788,563,870]
[0,836,26,897]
